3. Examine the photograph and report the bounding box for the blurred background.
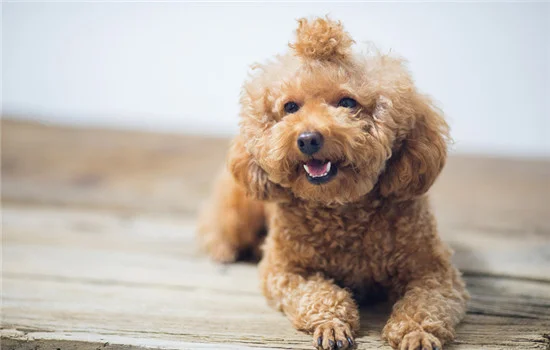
[3,1,549,157]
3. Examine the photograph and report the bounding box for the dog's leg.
[382,266,468,350]
[259,259,360,350]
[197,167,265,263]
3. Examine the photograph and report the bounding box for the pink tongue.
[306,160,329,176]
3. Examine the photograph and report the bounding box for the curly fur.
[291,17,354,61]
[198,17,469,350]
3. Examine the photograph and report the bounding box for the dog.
[198,17,468,350]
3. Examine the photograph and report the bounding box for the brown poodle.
[198,17,469,350]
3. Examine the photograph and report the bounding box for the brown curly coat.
[198,17,469,350]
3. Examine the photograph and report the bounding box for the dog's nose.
[297,132,324,155]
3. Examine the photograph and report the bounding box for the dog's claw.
[313,320,354,349]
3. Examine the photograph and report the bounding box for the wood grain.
[1,120,549,349]
[2,205,549,349]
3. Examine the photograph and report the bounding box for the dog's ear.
[228,136,288,201]
[379,94,449,199]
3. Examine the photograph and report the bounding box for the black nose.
[297,132,324,155]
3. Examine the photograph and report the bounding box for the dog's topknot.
[290,17,354,61]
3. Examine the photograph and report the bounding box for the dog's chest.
[279,203,396,288]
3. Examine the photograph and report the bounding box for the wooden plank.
[0,334,260,350]
[2,205,549,349]
[1,119,229,214]
[1,337,147,350]
[2,205,549,284]
[2,277,549,350]
[431,156,550,237]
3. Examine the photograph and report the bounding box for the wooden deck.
[1,120,549,350]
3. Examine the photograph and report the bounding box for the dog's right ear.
[378,94,449,200]
[227,137,287,201]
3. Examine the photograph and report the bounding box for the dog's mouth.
[303,159,338,185]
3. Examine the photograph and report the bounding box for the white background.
[3,2,549,157]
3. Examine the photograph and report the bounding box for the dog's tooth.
[304,161,333,178]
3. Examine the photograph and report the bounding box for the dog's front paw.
[399,331,441,350]
[313,319,354,349]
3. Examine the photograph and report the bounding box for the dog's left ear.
[228,136,289,202]
[379,94,449,199]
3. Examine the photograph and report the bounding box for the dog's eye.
[284,101,300,114]
[337,97,357,109]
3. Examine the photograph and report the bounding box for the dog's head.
[231,17,449,205]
